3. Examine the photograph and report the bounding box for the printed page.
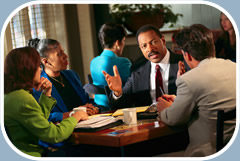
[75,116,118,128]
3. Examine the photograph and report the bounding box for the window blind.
[9,4,56,48]
[10,7,31,48]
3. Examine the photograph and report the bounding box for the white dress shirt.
[150,50,170,103]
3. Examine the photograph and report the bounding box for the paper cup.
[122,108,137,125]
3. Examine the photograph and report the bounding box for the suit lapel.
[135,61,151,90]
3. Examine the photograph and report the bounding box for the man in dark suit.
[103,25,185,109]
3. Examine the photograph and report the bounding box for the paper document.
[112,106,149,116]
[75,116,118,129]
[88,113,112,119]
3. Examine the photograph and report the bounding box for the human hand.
[102,65,122,96]
[160,94,176,102]
[71,110,88,121]
[83,103,99,115]
[157,97,173,113]
[62,112,71,119]
[36,77,52,97]
[177,61,186,77]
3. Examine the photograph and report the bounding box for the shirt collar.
[101,49,117,57]
[151,49,170,71]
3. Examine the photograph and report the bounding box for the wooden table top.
[69,119,183,147]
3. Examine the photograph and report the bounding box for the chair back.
[104,86,112,103]
[84,74,112,110]
[216,108,236,152]
[87,74,93,84]
[84,74,105,94]
[83,84,105,94]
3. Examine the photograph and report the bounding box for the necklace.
[50,75,65,87]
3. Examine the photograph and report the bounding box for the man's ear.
[186,52,192,61]
[41,58,48,66]
[116,40,121,46]
[160,36,166,45]
[115,40,121,50]
[182,51,192,61]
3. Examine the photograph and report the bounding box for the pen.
[159,87,165,96]
[159,87,171,102]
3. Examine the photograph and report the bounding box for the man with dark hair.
[103,24,185,108]
[157,24,236,156]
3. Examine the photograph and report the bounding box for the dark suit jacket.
[109,50,184,109]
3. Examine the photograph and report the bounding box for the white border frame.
[1,0,239,161]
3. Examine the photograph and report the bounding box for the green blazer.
[4,89,78,157]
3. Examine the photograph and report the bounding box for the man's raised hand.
[102,65,123,96]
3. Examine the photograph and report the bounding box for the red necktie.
[155,65,164,101]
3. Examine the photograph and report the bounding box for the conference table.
[69,117,189,157]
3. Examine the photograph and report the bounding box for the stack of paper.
[75,116,118,129]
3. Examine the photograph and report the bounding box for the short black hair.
[136,24,162,44]
[98,23,127,49]
[175,24,215,61]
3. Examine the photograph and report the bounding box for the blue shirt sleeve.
[48,112,63,122]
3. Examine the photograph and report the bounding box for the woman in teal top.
[4,47,88,157]
[90,23,132,109]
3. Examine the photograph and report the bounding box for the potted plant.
[109,4,183,33]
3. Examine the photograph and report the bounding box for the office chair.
[84,74,113,112]
[104,86,111,102]
[87,74,93,84]
[84,73,112,95]
[83,74,105,94]
[216,108,236,152]
[83,83,105,94]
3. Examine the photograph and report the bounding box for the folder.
[112,106,149,116]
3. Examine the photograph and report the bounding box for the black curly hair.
[98,23,127,49]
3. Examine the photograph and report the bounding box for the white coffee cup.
[69,107,87,117]
[122,108,137,125]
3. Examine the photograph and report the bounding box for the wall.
[77,4,98,84]
[164,4,221,30]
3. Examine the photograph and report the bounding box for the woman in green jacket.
[4,47,88,157]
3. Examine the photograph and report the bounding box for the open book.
[74,116,122,132]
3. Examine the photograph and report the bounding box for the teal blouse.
[90,50,131,109]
